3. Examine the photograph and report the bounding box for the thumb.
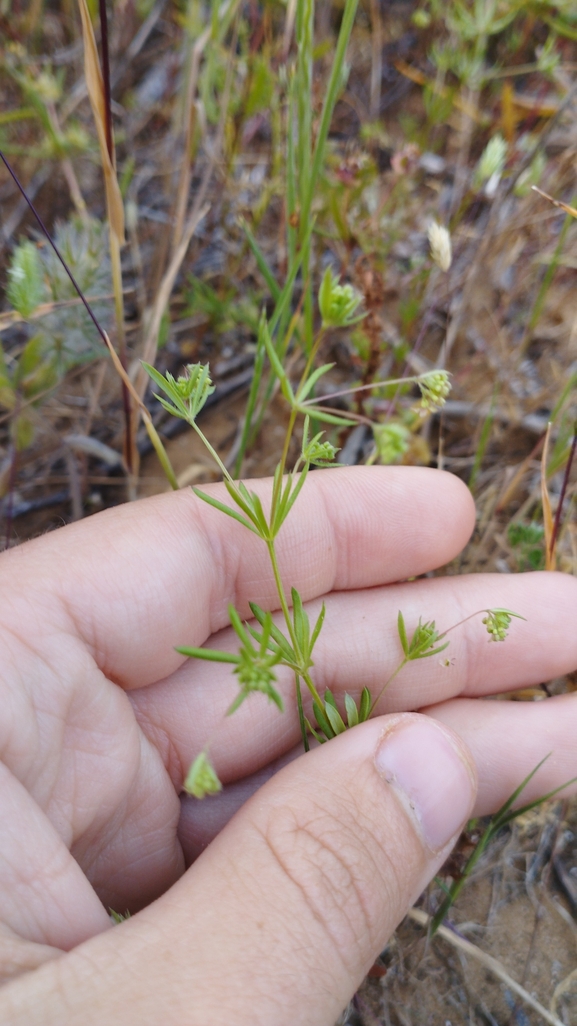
[0,714,477,1026]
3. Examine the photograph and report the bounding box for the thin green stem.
[267,540,323,710]
[302,373,427,407]
[192,421,236,487]
[295,674,310,752]
[300,667,323,707]
[267,539,298,649]
[369,659,408,716]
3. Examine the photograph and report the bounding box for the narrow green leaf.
[261,314,292,393]
[313,699,335,739]
[489,608,526,620]
[310,601,326,653]
[305,717,327,745]
[300,407,358,427]
[359,687,372,722]
[239,217,281,300]
[142,361,176,398]
[345,693,358,728]
[296,675,310,752]
[271,471,294,535]
[292,587,310,655]
[490,754,551,825]
[228,605,254,651]
[279,464,309,526]
[155,394,186,419]
[499,772,577,828]
[268,240,307,338]
[325,701,347,735]
[175,645,240,663]
[249,602,295,661]
[249,490,270,536]
[227,479,257,519]
[296,363,335,403]
[412,641,450,660]
[397,611,409,657]
[324,688,338,710]
[193,488,259,535]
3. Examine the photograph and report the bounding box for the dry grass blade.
[171,24,211,254]
[100,330,178,490]
[532,186,577,220]
[76,0,124,243]
[407,908,566,1026]
[541,421,556,571]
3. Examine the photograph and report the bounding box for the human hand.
[0,466,575,1025]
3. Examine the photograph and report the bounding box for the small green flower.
[481,608,526,642]
[232,649,283,712]
[184,750,222,799]
[416,370,451,415]
[398,611,449,661]
[302,433,339,467]
[373,422,410,464]
[143,362,215,423]
[318,267,363,328]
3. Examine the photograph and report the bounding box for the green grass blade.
[239,217,281,300]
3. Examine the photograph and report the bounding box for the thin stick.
[407,908,565,1026]
[98,0,113,159]
[550,423,577,557]
[0,151,110,348]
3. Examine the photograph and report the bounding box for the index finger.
[0,467,474,688]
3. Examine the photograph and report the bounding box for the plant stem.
[369,658,408,716]
[267,539,298,648]
[294,674,310,752]
[192,421,237,488]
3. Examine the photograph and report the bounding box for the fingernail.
[375,715,476,852]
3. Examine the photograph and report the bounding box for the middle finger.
[132,570,577,785]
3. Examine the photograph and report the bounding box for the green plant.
[2,0,525,801]
[143,337,522,791]
[0,219,112,451]
[508,521,546,571]
[430,755,577,935]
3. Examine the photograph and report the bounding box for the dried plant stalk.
[76,0,135,481]
[541,421,556,571]
[76,0,124,242]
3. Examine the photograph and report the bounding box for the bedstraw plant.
[143,333,523,795]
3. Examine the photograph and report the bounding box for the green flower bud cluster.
[373,422,410,464]
[302,435,339,467]
[143,362,215,424]
[416,370,451,414]
[318,267,363,328]
[482,609,513,642]
[234,649,282,709]
[184,750,222,799]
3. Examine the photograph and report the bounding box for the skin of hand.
[0,466,575,1025]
